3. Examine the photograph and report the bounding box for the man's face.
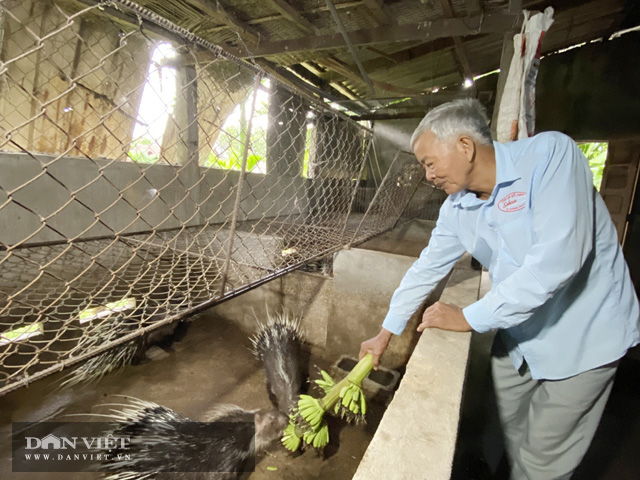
[413,130,472,195]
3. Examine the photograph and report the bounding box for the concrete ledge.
[352,259,482,480]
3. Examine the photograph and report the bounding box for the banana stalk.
[282,354,374,452]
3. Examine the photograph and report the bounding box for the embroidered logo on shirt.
[498,192,527,212]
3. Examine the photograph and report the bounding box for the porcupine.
[97,396,288,480]
[249,311,307,414]
[61,300,190,388]
[92,312,304,478]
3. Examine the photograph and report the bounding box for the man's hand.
[359,328,392,370]
[417,301,472,332]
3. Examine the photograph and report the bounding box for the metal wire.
[0,0,442,396]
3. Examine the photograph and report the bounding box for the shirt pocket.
[497,213,534,266]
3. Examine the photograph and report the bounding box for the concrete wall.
[0,0,149,158]
[213,219,447,367]
[209,269,330,352]
[208,264,332,347]
[282,271,333,351]
[327,247,442,369]
[0,152,308,245]
[212,248,443,366]
[536,33,640,141]
[370,119,420,183]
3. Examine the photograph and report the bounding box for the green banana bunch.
[297,394,324,429]
[280,354,374,452]
[302,421,330,449]
[282,396,330,452]
[281,422,302,451]
[314,370,335,395]
[339,381,367,416]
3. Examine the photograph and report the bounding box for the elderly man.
[359,99,640,479]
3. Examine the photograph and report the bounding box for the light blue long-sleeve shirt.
[382,132,640,380]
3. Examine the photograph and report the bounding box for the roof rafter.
[349,91,482,120]
[325,0,375,94]
[287,63,352,100]
[438,0,474,80]
[320,57,427,95]
[265,0,318,34]
[317,38,453,84]
[363,38,454,73]
[204,1,363,33]
[364,46,399,63]
[188,0,265,43]
[232,13,520,57]
[465,0,483,16]
[255,59,357,105]
[363,0,394,25]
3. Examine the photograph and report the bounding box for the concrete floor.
[0,310,383,479]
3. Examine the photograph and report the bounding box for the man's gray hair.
[410,98,492,148]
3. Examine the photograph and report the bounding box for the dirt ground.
[0,310,384,479]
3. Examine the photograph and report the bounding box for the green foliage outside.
[127,83,317,175]
[204,122,267,173]
[205,92,268,173]
[205,151,265,172]
[128,137,160,164]
[579,142,608,191]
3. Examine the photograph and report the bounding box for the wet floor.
[0,311,383,479]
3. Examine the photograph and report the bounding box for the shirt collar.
[450,140,521,208]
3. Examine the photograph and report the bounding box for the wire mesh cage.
[0,0,439,395]
[397,179,447,224]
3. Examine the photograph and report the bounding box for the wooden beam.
[351,91,481,120]
[255,59,357,106]
[451,37,473,79]
[439,0,474,80]
[287,63,349,100]
[363,0,394,25]
[465,0,483,16]
[364,46,399,63]
[508,0,522,14]
[320,57,428,95]
[189,0,264,43]
[318,38,453,83]
[438,1,456,23]
[353,111,432,121]
[265,0,317,34]
[234,13,520,57]
[325,0,375,94]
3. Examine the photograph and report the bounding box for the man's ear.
[457,135,475,161]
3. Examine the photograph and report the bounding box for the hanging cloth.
[496,7,554,142]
